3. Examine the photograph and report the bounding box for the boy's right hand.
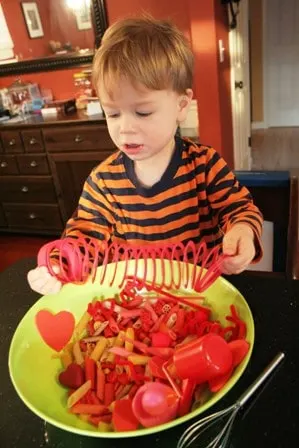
[27,265,62,295]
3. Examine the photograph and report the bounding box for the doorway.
[249,0,299,171]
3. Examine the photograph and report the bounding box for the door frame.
[262,0,269,128]
[228,0,252,169]
[250,0,268,130]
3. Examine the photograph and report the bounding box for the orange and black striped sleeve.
[204,146,263,260]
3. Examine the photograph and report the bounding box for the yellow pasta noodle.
[106,337,116,348]
[100,336,116,363]
[98,422,113,432]
[78,414,90,422]
[108,401,115,413]
[124,328,134,352]
[74,311,91,339]
[67,380,91,408]
[61,350,73,369]
[73,341,84,365]
[90,337,107,362]
[106,331,125,363]
[128,354,151,365]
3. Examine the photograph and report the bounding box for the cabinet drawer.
[43,125,115,152]
[0,176,57,203]
[1,131,24,153]
[21,130,45,153]
[0,155,19,175]
[3,204,63,230]
[0,205,6,226]
[17,154,49,175]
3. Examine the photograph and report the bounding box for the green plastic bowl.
[9,260,254,438]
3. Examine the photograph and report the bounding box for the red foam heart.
[58,363,85,389]
[35,309,75,352]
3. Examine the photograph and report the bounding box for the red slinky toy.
[37,238,226,294]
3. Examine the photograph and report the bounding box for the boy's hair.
[92,16,194,96]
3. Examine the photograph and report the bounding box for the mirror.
[0,0,107,76]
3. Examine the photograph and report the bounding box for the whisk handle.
[237,352,285,408]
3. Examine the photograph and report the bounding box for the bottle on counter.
[73,71,93,110]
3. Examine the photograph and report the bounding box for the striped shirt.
[65,137,263,258]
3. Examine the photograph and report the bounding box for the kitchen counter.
[1,259,299,447]
[0,110,106,129]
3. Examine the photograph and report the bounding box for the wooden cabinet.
[21,130,44,153]
[43,125,115,152]
[0,117,115,235]
[17,154,49,175]
[50,152,110,220]
[0,155,19,175]
[3,203,62,231]
[0,204,6,227]
[1,130,24,153]
[0,176,57,203]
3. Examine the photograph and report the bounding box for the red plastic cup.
[173,333,233,384]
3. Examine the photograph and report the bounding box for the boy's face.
[99,79,192,161]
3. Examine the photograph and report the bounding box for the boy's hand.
[222,224,256,274]
[27,265,62,295]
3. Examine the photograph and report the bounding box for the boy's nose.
[119,115,136,134]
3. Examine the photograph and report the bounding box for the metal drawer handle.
[30,160,38,167]
[29,137,37,145]
[9,139,16,146]
[0,161,8,168]
[21,186,29,193]
[74,135,83,143]
[29,213,37,220]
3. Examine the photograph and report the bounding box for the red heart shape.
[58,363,85,389]
[35,310,75,352]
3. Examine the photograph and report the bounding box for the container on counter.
[73,71,93,109]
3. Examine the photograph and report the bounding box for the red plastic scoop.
[132,382,179,428]
[173,333,233,383]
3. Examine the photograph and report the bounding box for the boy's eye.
[106,113,119,118]
[136,111,152,117]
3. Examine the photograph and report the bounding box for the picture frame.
[75,3,92,31]
[21,2,44,39]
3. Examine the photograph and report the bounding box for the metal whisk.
[177,352,285,448]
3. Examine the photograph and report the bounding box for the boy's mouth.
[122,143,144,155]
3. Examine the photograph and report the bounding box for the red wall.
[107,0,191,42]
[188,0,233,167]
[0,68,83,100]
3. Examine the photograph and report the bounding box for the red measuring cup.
[173,333,233,384]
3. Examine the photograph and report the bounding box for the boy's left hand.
[222,224,256,274]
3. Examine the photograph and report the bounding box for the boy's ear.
[177,89,193,122]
